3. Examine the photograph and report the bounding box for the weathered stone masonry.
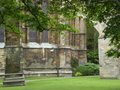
[0,18,87,77]
[95,22,120,79]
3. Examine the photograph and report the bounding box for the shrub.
[87,50,99,64]
[75,72,82,77]
[71,57,79,68]
[75,63,99,76]
[71,57,79,76]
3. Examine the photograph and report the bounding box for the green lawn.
[0,76,120,90]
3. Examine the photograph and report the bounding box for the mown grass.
[0,76,120,90]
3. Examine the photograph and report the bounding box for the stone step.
[3,80,25,86]
[4,73,24,78]
[4,76,24,80]
[3,79,25,83]
[3,78,25,86]
[5,73,24,76]
[3,73,25,86]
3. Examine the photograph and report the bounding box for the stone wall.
[0,18,87,77]
[22,48,57,76]
[59,48,71,68]
[22,48,73,77]
[0,48,5,75]
[23,48,57,68]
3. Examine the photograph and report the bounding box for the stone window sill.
[22,42,57,49]
[22,42,41,48]
[0,43,5,48]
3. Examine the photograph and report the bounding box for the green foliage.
[75,63,99,76]
[71,57,79,76]
[71,57,99,76]
[0,0,78,35]
[105,15,120,58]
[87,51,99,64]
[82,0,120,57]
[86,19,99,51]
[0,0,120,57]
[74,72,82,77]
[48,0,82,19]
[0,0,22,34]
[1,76,120,90]
[71,57,79,68]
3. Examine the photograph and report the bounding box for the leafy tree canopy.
[81,0,120,57]
[0,0,120,57]
[0,0,78,34]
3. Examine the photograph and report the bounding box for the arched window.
[42,30,48,43]
[29,30,37,42]
[21,25,40,44]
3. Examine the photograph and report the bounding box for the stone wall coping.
[22,42,41,48]
[23,67,72,69]
[57,46,71,49]
[56,47,87,51]
[4,45,22,48]
[23,70,72,74]
[71,48,87,51]
[73,33,86,35]
[0,73,4,76]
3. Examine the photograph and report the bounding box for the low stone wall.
[23,68,72,77]
[22,48,58,68]
[0,47,87,77]
[22,48,72,77]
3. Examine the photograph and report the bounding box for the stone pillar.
[60,32,66,46]
[3,31,25,86]
[59,48,72,77]
[94,22,120,79]
[79,18,86,50]
[72,18,87,64]
[68,18,87,67]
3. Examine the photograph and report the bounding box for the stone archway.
[94,22,120,79]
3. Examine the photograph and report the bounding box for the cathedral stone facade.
[0,18,87,77]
